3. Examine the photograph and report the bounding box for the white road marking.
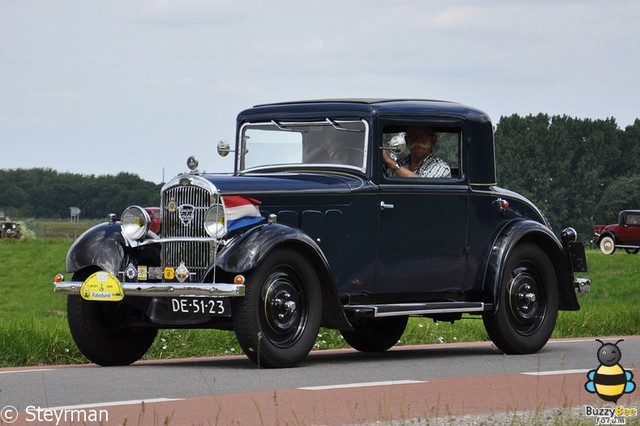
[44,398,184,411]
[299,380,426,390]
[0,369,55,374]
[521,369,590,376]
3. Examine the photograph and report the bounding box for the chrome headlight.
[204,204,226,238]
[121,206,151,240]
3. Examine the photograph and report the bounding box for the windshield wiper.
[325,118,364,132]
[271,120,304,132]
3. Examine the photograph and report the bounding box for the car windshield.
[238,119,368,172]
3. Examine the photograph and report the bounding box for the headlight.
[121,206,151,240]
[204,204,226,238]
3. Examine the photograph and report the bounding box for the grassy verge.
[1,238,638,367]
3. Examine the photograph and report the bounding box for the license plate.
[169,297,231,316]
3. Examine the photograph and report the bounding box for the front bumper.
[53,280,245,298]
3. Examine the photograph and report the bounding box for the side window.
[382,124,461,179]
[436,132,460,176]
[627,213,640,225]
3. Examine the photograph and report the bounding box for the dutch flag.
[223,195,265,232]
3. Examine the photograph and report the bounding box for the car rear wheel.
[624,247,639,254]
[233,248,322,368]
[599,236,616,255]
[483,243,559,354]
[341,316,408,352]
[67,271,157,366]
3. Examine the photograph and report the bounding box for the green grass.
[0,237,638,367]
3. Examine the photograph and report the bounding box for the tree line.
[0,169,161,220]
[1,114,639,242]
[495,114,640,243]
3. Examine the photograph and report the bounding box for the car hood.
[193,171,371,195]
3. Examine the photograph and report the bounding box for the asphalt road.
[1,337,639,425]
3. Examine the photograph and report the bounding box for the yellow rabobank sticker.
[80,271,124,301]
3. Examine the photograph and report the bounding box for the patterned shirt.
[388,154,451,178]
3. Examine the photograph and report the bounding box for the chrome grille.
[161,183,216,283]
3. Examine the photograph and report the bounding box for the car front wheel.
[233,248,322,368]
[483,243,559,354]
[599,236,616,255]
[67,272,157,366]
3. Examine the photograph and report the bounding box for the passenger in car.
[383,126,451,178]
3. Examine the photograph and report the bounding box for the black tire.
[482,243,559,354]
[341,316,408,352]
[232,248,322,368]
[624,247,639,254]
[67,296,157,366]
[67,272,157,366]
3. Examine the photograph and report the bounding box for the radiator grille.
[161,183,216,283]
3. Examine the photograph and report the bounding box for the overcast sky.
[1,0,638,183]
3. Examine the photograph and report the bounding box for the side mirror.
[217,139,232,157]
[385,134,406,154]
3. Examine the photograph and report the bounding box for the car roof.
[238,98,491,123]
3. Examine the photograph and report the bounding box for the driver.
[383,126,451,178]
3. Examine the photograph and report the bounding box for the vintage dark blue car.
[54,99,589,368]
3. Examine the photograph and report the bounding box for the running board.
[343,302,491,318]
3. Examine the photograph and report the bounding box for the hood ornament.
[187,155,199,173]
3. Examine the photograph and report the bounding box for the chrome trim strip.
[613,244,640,249]
[373,306,486,317]
[345,302,487,318]
[53,281,245,297]
[238,119,369,173]
[161,174,220,194]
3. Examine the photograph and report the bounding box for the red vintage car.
[144,207,161,234]
[593,210,640,254]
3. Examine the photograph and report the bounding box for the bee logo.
[585,339,635,403]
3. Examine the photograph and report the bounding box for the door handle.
[380,201,395,211]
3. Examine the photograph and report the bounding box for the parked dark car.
[593,210,640,255]
[1,222,21,239]
[53,99,589,368]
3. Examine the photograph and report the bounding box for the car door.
[617,211,640,244]
[375,125,470,296]
[376,183,469,296]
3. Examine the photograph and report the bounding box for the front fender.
[217,223,352,331]
[483,220,579,311]
[217,223,329,273]
[595,231,615,245]
[66,222,126,275]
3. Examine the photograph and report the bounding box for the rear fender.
[483,220,579,311]
[217,224,352,330]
